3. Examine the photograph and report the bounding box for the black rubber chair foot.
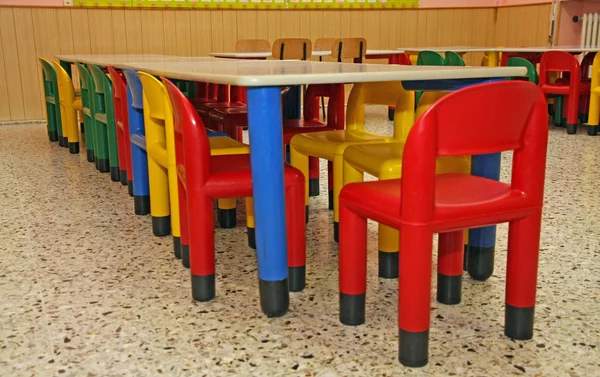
[247,227,256,249]
[80,123,85,133]
[379,251,399,279]
[566,124,577,134]
[340,292,365,325]
[68,142,79,154]
[388,108,395,121]
[288,266,306,292]
[59,137,68,148]
[152,215,170,237]
[305,205,309,224]
[173,236,181,259]
[333,221,339,243]
[328,190,334,210]
[110,167,120,182]
[120,170,128,185]
[134,195,150,215]
[399,329,429,368]
[181,245,190,268]
[588,125,598,136]
[127,181,134,197]
[98,159,110,173]
[86,150,94,163]
[49,131,59,142]
[259,278,289,318]
[467,246,494,281]
[309,178,320,197]
[191,274,215,302]
[505,304,534,340]
[217,208,237,229]
[95,157,99,170]
[436,273,462,305]
[463,244,469,271]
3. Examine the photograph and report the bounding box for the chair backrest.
[417,51,445,66]
[506,57,538,84]
[235,39,271,53]
[272,38,312,60]
[107,66,127,124]
[346,81,415,139]
[400,81,548,221]
[163,77,212,185]
[591,52,600,89]
[332,38,367,63]
[303,84,345,129]
[314,38,337,52]
[581,52,596,79]
[38,58,57,97]
[122,68,144,110]
[89,65,114,116]
[444,51,465,67]
[74,62,93,110]
[539,50,581,86]
[51,60,76,106]
[137,71,177,167]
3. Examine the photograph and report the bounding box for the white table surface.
[398,46,600,53]
[57,54,216,66]
[210,49,407,59]
[399,46,494,53]
[115,59,526,87]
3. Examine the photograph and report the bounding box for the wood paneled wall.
[0,4,551,122]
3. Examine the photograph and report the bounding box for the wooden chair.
[332,38,367,63]
[272,38,312,60]
[235,39,271,53]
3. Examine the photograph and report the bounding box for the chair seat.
[282,119,331,143]
[72,98,83,111]
[291,130,394,160]
[540,83,591,95]
[191,97,217,107]
[341,173,533,232]
[131,133,146,150]
[196,101,246,117]
[344,142,471,178]
[208,136,249,156]
[177,154,303,198]
[209,107,248,124]
[95,113,108,124]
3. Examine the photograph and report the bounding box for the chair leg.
[588,90,600,136]
[308,156,320,197]
[505,210,542,341]
[398,225,433,368]
[189,195,216,302]
[95,121,110,173]
[65,105,80,154]
[566,92,580,134]
[217,198,237,228]
[246,197,255,249]
[178,180,188,265]
[46,101,58,142]
[379,225,399,279]
[339,201,368,326]
[328,161,334,210]
[167,167,181,261]
[437,230,464,305]
[106,120,120,182]
[285,180,306,292]
[333,155,344,242]
[290,144,310,223]
[131,145,150,215]
[83,115,95,162]
[147,158,170,237]
[116,125,128,186]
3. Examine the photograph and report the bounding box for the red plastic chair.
[539,51,591,134]
[162,77,307,303]
[107,66,133,195]
[338,81,548,367]
[195,85,246,128]
[210,83,346,202]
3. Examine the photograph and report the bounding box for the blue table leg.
[467,152,501,281]
[247,86,290,318]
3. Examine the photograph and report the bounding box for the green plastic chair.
[39,58,65,146]
[444,51,466,67]
[89,64,120,181]
[74,63,98,164]
[416,51,445,106]
[506,57,538,84]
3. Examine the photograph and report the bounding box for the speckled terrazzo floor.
[1,107,599,377]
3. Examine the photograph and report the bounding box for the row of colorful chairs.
[39,50,548,368]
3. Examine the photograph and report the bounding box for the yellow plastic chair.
[137,72,250,262]
[290,81,414,241]
[52,60,83,154]
[341,91,471,278]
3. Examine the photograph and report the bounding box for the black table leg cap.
[259,278,289,318]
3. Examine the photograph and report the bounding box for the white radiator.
[581,13,600,48]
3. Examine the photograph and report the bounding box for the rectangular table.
[209,49,407,60]
[57,55,526,317]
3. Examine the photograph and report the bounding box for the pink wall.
[557,0,600,45]
[0,0,63,4]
